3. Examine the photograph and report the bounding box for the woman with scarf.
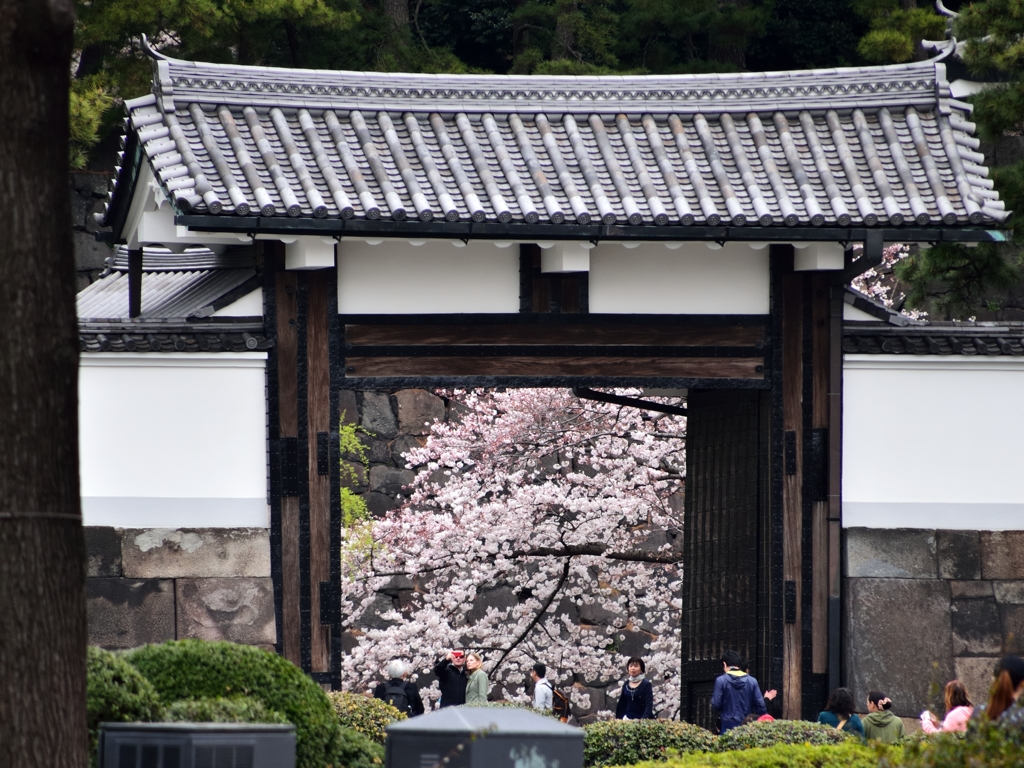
[615,657,655,720]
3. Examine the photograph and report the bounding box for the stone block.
[845,529,937,579]
[369,465,414,496]
[74,231,112,271]
[86,578,175,649]
[340,460,367,490]
[363,492,398,517]
[391,435,426,464]
[994,581,1024,604]
[71,188,94,228]
[954,657,1000,706]
[981,532,1024,580]
[122,528,270,578]
[1001,604,1024,654]
[396,389,446,435]
[85,526,122,577]
[364,437,392,464]
[85,199,109,234]
[176,578,276,645]
[938,531,982,580]
[844,578,953,717]
[951,598,1002,656]
[951,581,993,599]
[614,628,654,659]
[580,598,621,627]
[571,686,605,717]
[71,172,111,197]
[361,392,398,439]
[338,389,359,425]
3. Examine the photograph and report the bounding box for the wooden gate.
[680,389,776,730]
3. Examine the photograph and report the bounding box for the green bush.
[898,718,1024,768]
[328,692,406,744]
[86,647,163,767]
[583,720,717,767]
[715,720,849,751]
[629,741,900,768]
[126,640,340,768]
[163,696,290,724]
[336,726,385,768]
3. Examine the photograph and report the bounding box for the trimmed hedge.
[86,647,162,767]
[584,720,717,767]
[898,718,1024,768]
[163,696,290,724]
[627,741,900,768]
[336,726,386,768]
[126,640,340,768]
[328,692,406,744]
[715,721,849,751]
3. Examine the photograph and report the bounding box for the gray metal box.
[98,722,296,768]
[386,707,582,768]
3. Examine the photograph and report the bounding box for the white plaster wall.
[337,239,520,313]
[213,287,263,316]
[843,355,1024,529]
[79,353,268,527]
[588,242,770,314]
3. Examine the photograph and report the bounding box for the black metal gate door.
[680,389,774,730]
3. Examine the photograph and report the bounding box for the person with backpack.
[373,660,424,717]
[433,649,469,708]
[816,687,865,739]
[711,650,766,733]
[531,663,553,710]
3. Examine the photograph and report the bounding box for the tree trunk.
[382,0,410,28]
[0,2,86,768]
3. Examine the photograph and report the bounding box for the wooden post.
[128,247,142,318]
[811,274,830,677]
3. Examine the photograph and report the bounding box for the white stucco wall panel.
[337,240,520,314]
[79,353,268,527]
[212,287,263,316]
[843,355,1024,529]
[588,243,770,314]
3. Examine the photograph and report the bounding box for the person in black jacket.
[373,660,425,716]
[433,650,469,708]
[615,657,655,720]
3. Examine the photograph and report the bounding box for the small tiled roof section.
[77,245,257,320]
[79,321,271,353]
[99,43,1006,231]
[844,323,1024,356]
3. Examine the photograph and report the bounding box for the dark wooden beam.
[127,248,142,318]
[811,273,830,677]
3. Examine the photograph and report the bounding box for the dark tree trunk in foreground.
[0,1,85,768]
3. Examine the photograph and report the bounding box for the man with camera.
[433,650,469,708]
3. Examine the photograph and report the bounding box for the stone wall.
[71,171,113,291]
[86,527,276,650]
[844,528,1024,717]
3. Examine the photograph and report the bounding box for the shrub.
[630,741,900,768]
[583,720,717,767]
[86,647,163,767]
[715,720,849,751]
[163,696,290,725]
[126,640,340,768]
[328,692,406,744]
[898,718,1024,768]
[336,726,385,768]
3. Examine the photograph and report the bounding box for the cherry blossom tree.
[340,388,686,716]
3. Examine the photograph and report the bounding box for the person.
[817,687,865,738]
[464,652,490,705]
[373,660,425,717]
[862,690,904,743]
[742,660,778,703]
[615,657,655,720]
[980,655,1024,723]
[921,680,973,733]
[532,663,553,711]
[433,649,469,708]
[711,650,766,733]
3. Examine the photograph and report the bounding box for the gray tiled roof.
[79,320,270,353]
[99,46,1006,231]
[77,267,255,320]
[844,323,1024,355]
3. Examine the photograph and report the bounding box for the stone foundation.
[85,527,275,650]
[844,528,1024,718]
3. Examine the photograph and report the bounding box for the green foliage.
[327,692,406,744]
[715,720,850,751]
[582,719,717,767]
[335,725,386,768]
[126,640,341,768]
[162,696,290,724]
[858,28,915,64]
[86,647,163,768]
[69,78,115,169]
[630,741,900,768]
[898,718,1024,768]
[853,2,945,65]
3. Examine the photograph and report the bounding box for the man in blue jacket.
[711,650,767,733]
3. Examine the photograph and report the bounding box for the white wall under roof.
[79,353,268,528]
[588,242,770,314]
[843,355,1024,530]
[337,239,520,314]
